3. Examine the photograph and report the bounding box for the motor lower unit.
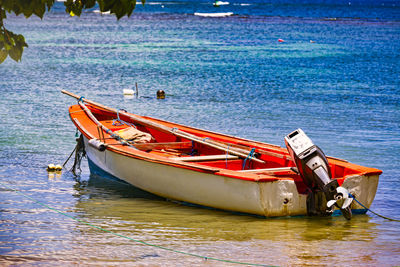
[285,129,353,219]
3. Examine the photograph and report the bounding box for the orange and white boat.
[63,90,382,219]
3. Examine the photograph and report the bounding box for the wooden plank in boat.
[171,154,239,162]
[133,142,193,151]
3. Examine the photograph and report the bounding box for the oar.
[71,106,220,174]
[184,133,255,155]
[170,130,263,162]
[61,90,265,163]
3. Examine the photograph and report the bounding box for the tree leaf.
[8,46,23,61]
[15,34,28,48]
[1,0,15,12]
[111,0,135,19]
[0,8,7,20]
[126,0,136,17]
[33,0,46,18]
[46,0,55,11]
[84,0,96,9]
[101,0,117,12]
[4,41,12,50]
[0,50,8,64]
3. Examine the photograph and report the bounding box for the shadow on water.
[74,173,163,200]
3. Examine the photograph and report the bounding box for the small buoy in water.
[278,39,285,43]
[123,89,135,95]
[157,90,165,99]
[47,164,62,172]
[47,164,56,171]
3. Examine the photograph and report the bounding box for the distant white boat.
[213,1,229,6]
[93,10,111,15]
[194,12,233,17]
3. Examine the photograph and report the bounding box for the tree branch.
[0,0,145,63]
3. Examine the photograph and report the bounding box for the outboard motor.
[284,129,353,220]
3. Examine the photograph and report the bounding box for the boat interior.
[74,104,365,194]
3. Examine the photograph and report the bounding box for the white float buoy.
[47,164,62,172]
[123,89,135,95]
[47,164,56,171]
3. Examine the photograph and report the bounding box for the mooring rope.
[68,134,86,176]
[242,148,256,170]
[349,194,400,222]
[62,144,77,169]
[0,181,270,267]
[112,109,136,128]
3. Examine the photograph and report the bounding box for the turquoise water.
[1,1,399,265]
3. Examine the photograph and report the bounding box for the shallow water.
[1,1,400,266]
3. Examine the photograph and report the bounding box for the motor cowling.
[285,129,353,219]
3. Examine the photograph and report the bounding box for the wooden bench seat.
[134,141,193,151]
[238,167,296,173]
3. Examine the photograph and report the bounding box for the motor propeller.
[285,129,353,220]
[327,186,353,219]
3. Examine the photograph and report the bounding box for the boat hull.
[83,137,379,217]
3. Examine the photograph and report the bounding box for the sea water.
[0,0,399,265]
